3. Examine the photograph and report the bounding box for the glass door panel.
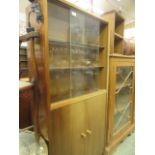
[48,2,70,103]
[70,46,100,68]
[50,69,70,103]
[85,16,100,46]
[113,66,133,134]
[70,10,85,44]
[48,2,69,42]
[49,41,70,68]
[71,69,100,97]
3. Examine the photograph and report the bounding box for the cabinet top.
[102,10,124,21]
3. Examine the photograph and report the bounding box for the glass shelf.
[49,66,104,70]
[49,40,104,49]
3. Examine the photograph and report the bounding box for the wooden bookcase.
[102,10,124,54]
[26,0,109,155]
[19,47,28,78]
[105,55,135,155]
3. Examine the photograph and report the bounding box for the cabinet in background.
[26,0,109,155]
[106,56,135,154]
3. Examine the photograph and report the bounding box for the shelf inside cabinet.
[20,60,28,62]
[115,33,123,40]
[49,66,104,70]
[20,67,28,70]
[19,53,27,56]
[49,40,104,50]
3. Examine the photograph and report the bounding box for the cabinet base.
[105,124,134,155]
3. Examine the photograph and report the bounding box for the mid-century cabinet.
[26,0,109,155]
[106,56,135,154]
[102,11,135,155]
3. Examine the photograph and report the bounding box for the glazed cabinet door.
[113,66,133,135]
[109,59,134,141]
[50,101,87,155]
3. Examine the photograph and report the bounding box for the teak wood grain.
[50,92,107,155]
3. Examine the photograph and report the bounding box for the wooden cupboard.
[106,55,135,155]
[51,91,106,155]
[25,0,109,155]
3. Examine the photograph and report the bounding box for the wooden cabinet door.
[50,101,87,155]
[108,57,135,143]
[85,93,107,155]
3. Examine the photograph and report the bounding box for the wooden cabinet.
[50,91,106,155]
[106,56,135,154]
[102,11,124,54]
[25,0,109,155]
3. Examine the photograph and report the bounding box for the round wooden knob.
[86,129,92,135]
[81,133,87,138]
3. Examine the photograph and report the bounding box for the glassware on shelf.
[71,46,100,68]
[71,69,99,97]
[49,43,69,68]
[50,70,70,102]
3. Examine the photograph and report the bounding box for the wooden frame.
[105,55,135,155]
[25,0,109,155]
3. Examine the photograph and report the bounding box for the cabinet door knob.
[81,133,87,139]
[86,129,92,135]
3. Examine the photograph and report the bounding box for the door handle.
[81,133,87,139]
[86,129,92,135]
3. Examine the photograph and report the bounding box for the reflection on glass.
[50,70,70,103]
[70,10,85,44]
[48,2,69,41]
[113,67,133,134]
[85,16,100,45]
